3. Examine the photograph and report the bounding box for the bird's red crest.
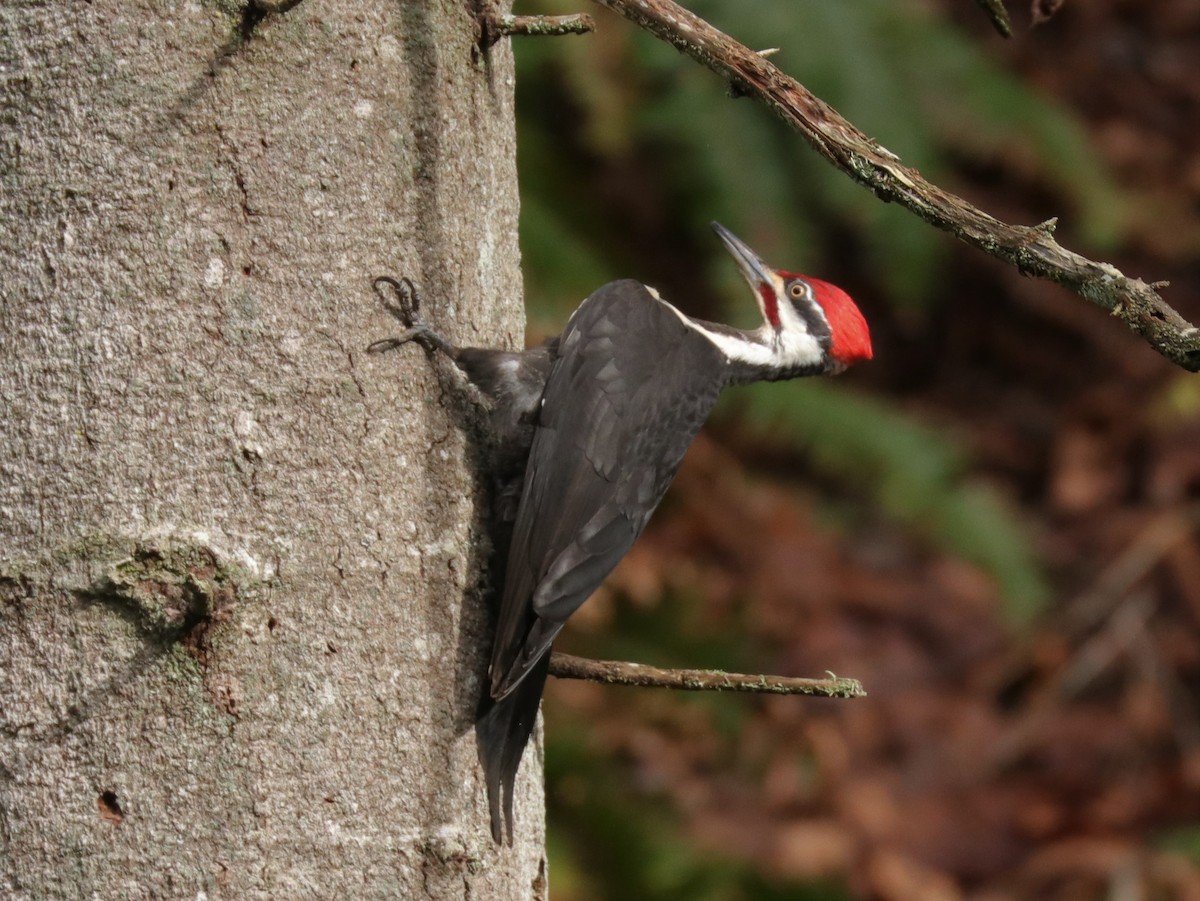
[797,275,873,365]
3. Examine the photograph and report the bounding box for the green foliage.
[723,380,1049,620]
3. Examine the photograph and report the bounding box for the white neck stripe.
[652,294,825,372]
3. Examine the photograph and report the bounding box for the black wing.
[489,279,727,699]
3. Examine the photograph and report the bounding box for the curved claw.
[373,275,422,327]
[368,275,456,358]
[366,331,416,354]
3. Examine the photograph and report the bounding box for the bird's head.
[712,222,872,373]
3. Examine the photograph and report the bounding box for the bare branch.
[480,11,595,49]
[495,14,595,39]
[588,0,1200,372]
[972,0,1013,37]
[548,652,866,698]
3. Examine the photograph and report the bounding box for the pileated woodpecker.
[371,222,872,844]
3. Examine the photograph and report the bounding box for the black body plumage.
[372,223,872,845]
[453,344,555,524]
[490,280,729,701]
[471,280,730,842]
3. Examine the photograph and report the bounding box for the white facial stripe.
[777,290,830,360]
[654,295,824,370]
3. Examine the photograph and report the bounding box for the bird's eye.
[789,283,806,299]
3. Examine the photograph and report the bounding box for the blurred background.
[510,0,1200,897]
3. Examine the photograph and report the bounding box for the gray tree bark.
[0,0,545,897]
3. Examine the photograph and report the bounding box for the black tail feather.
[475,653,551,844]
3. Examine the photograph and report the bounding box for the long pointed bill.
[711,221,781,329]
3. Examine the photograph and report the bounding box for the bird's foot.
[368,276,455,357]
[366,326,448,355]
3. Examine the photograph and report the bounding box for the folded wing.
[489,279,728,699]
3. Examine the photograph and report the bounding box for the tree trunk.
[0,1,544,896]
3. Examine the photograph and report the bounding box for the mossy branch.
[588,0,1200,372]
[495,14,594,39]
[548,652,866,699]
[479,9,595,50]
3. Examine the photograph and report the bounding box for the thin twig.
[588,0,1200,372]
[548,652,866,698]
[972,0,1013,37]
[479,11,595,49]
[495,14,595,39]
